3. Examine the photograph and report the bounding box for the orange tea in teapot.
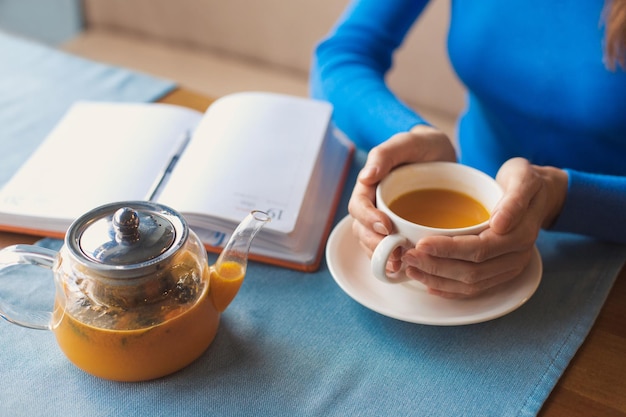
[52,249,218,382]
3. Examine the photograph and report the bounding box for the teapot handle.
[0,244,57,330]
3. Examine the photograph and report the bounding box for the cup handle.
[371,234,413,283]
[0,244,57,330]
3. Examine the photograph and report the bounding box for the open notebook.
[0,92,354,271]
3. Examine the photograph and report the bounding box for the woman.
[311,0,626,298]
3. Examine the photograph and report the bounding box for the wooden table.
[1,89,624,417]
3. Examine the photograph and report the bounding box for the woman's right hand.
[347,124,457,272]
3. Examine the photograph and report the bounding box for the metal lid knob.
[113,207,140,243]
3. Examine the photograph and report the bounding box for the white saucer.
[326,215,542,326]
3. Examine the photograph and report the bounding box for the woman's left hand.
[402,157,568,298]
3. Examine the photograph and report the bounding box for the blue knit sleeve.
[310,0,432,150]
[550,169,626,244]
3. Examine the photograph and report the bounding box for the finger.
[414,229,536,264]
[359,134,420,185]
[364,127,455,176]
[421,274,512,299]
[348,180,393,237]
[351,217,380,255]
[406,269,512,298]
[403,245,530,286]
[351,218,403,271]
[408,124,457,162]
[492,158,543,234]
[348,177,377,216]
[404,250,531,298]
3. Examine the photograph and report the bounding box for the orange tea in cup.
[388,188,490,229]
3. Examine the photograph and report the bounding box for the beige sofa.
[62,0,465,140]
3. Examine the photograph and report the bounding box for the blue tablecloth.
[1,30,625,417]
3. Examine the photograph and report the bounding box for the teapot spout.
[217,210,271,269]
[209,210,271,312]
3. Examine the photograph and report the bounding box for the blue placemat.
[1,31,625,417]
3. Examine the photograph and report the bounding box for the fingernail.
[359,166,378,180]
[417,243,435,255]
[373,222,389,235]
[401,253,416,264]
[404,265,425,282]
[490,210,511,233]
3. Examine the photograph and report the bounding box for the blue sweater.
[311,0,626,243]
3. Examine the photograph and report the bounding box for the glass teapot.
[0,201,269,381]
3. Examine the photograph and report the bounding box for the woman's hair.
[603,0,626,70]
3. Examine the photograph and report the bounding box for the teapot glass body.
[0,201,269,381]
[52,228,218,381]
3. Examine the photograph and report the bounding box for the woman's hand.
[347,125,456,271]
[402,157,569,298]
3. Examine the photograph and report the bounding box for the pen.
[145,130,192,202]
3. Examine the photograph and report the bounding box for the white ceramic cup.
[371,162,503,283]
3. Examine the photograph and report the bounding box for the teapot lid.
[66,201,188,277]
